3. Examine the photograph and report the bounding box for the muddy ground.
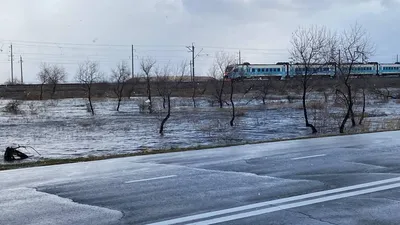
[0,93,399,164]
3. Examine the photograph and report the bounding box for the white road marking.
[291,154,326,160]
[146,176,400,225]
[189,182,400,225]
[124,175,177,184]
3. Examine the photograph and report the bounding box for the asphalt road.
[2,131,400,224]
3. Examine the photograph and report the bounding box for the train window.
[261,68,265,72]
[277,68,281,72]
[257,68,260,72]
[252,69,255,72]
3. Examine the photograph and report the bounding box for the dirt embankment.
[1,77,400,100]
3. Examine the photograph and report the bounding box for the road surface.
[2,131,400,224]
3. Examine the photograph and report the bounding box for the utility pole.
[397,54,399,63]
[186,43,204,82]
[191,44,195,82]
[189,60,193,78]
[186,44,195,81]
[131,45,135,78]
[239,50,241,64]
[19,55,23,84]
[10,44,14,84]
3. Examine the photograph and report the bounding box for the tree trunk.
[116,86,124,112]
[51,84,57,99]
[40,83,44,100]
[192,80,197,108]
[116,97,121,111]
[262,96,266,105]
[88,87,95,116]
[162,97,166,109]
[230,80,235,127]
[347,84,356,127]
[359,88,366,125]
[340,107,351,133]
[147,77,152,113]
[302,79,317,134]
[218,79,225,108]
[159,94,171,135]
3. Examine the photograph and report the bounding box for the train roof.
[230,62,397,67]
[379,63,400,66]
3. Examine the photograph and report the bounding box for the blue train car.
[333,63,378,77]
[225,63,288,80]
[289,64,335,77]
[379,63,400,76]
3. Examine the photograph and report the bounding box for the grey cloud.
[0,0,399,83]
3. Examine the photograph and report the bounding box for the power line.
[198,45,288,51]
[0,39,188,48]
[0,39,291,52]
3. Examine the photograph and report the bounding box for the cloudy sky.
[0,0,399,83]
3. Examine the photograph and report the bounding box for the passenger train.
[224,62,400,80]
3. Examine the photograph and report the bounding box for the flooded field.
[0,96,398,164]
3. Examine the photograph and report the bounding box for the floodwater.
[0,96,397,164]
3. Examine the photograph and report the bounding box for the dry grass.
[379,118,400,130]
[308,101,326,110]
[235,108,247,117]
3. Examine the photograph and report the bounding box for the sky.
[0,0,399,84]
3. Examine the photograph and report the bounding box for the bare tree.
[4,78,22,85]
[48,65,67,98]
[75,61,102,115]
[334,23,374,133]
[37,63,67,100]
[289,25,336,134]
[158,61,188,135]
[355,76,373,125]
[111,61,131,111]
[209,51,237,108]
[140,57,156,113]
[256,79,272,105]
[155,66,168,109]
[37,63,51,100]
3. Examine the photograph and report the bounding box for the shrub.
[4,100,22,114]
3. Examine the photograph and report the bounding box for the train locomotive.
[224,62,400,80]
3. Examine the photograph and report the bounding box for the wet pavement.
[2,131,400,224]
